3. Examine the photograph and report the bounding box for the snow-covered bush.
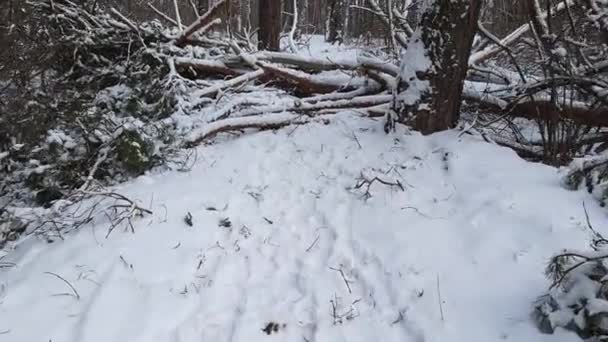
[0,2,181,205]
[534,233,608,339]
[0,1,196,245]
[562,155,608,207]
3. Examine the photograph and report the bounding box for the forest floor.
[0,111,595,342]
[0,37,595,342]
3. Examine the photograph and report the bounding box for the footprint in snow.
[262,322,286,335]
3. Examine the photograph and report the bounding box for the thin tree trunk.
[327,0,344,43]
[258,0,281,50]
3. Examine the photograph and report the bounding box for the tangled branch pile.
[1,0,608,246]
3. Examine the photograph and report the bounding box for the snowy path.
[0,113,595,341]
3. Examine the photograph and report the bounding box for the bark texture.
[327,0,344,43]
[258,0,281,50]
[395,0,483,134]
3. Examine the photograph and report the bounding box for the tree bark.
[258,0,281,50]
[326,0,344,43]
[392,0,482,134]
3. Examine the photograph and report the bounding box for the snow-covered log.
[185,113,324,147]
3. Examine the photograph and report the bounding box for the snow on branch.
[185,113,320,147]
[175,0,227,47]
[364,0,409,47]
[469,0,575,65]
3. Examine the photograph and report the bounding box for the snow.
[46,129,77,149]
[397,30,432,105]
[0,112,597,342]
[296,35,360,62]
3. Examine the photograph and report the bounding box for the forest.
[1,0,608,341]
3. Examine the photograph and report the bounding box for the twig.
[582,201,608,248]
[119,255,133,269]
[350,130,362,149]
[354,172,404,199]
[549,251,608,289]
[330,294,340,325]
[305,235,320,252]
[391,310,405,325]
[436,274,444,321]
[401,206,446,220]
[78,147,109,192]
[329,265,352,294]
[329,294,360,324]
[44,271,80,300]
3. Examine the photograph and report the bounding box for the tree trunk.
[326,0,344,43]
[198,0,209,14]
[283,0,294,31]
[258,0,281,50]
[391,0,482,134]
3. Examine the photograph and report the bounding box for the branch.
[364,0,409,47]
[391,4,414,37]
[194,68,265,98]
[469,0,575,65]
[78,146,109,192]
[185,113,327,147]
[175,0,227,47]
[189,0,200,18]
[257,61,344,95]
[44,272,80,300]
[288,0,299,53]
[476,21,528,83]
[147,3,181,28]
[109,7,140,34]
[173,0,183,32]
[232,94,392,118]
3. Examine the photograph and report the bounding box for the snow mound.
[0,112,599,342]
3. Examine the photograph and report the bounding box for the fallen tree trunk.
[257,61,345,95]
[507,100,608,127]
[185,113,327,147]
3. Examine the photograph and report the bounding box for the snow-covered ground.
[0,112,597,341]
